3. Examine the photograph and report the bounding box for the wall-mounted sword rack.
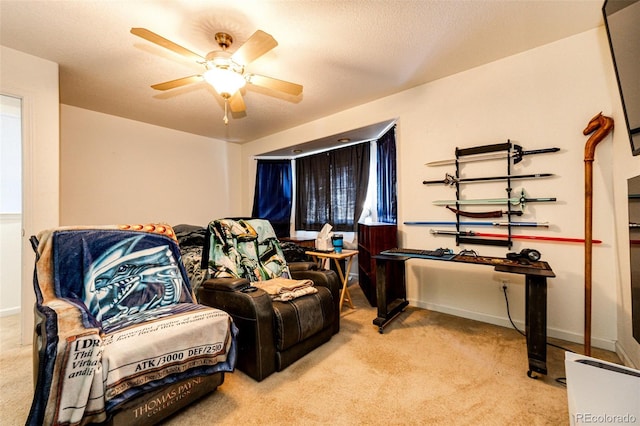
[455,141,515,247]
[422,140,559,248]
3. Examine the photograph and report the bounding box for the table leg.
[372,255,409,333]
[525,274,548,377]
[335,256,355,310]
[312,256,327,270]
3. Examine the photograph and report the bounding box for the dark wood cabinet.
[357,222,397,306]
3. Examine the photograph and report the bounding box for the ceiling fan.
[130,27,303,124]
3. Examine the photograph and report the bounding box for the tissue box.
[315,223,334,251]
[315,237,332,251]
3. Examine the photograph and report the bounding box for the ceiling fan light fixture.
[203,67,246,97]
[132,27,302,124]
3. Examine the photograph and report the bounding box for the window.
[252,123,397,233]
[295,143,370,231]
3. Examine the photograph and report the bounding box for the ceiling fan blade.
[228,91,246,112]
[231,30,278,66]
[131,27,204,62]
[151,75,203,91]
[247,74,303,96]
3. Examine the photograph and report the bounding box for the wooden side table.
[305,249,358,311]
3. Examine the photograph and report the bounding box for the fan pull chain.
[223,98,229,125]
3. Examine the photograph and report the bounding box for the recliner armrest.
[288,261,318,272]
[202,277,251,292]
[198,278,272,320]
[291,269,340,297]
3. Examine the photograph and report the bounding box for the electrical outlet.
[501,280,509,292]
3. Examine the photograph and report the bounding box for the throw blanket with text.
[28,225,237,426]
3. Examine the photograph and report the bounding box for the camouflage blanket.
[204,219,292,281]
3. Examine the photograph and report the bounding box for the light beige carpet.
[0,284,620,425]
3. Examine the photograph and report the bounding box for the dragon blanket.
[28,224,237,426]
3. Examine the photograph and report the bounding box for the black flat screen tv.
[602,0,640,156]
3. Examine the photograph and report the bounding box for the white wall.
[241,28,638,364]
[0,45,60,344]
[400,28,618,352]
[60,105,242,227]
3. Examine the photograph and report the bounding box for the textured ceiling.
[0,0,604,145]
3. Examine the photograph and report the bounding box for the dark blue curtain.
[377,126,397,223]
[252,159,292,237]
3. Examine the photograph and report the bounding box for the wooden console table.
[373,252,555,378]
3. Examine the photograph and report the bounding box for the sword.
[433,189,556,207]
[423,173,553,186]
[429,229,602,244]
[426,145,560,167]
[404,221,549,227]
[445,205,523,218]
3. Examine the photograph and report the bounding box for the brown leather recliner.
[197,218,340,381]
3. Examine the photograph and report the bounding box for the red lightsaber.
[429,229,602,244]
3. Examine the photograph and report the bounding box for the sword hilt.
[456,142,512,157]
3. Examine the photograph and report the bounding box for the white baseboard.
[0,306,20,317]
[409,298,617,352]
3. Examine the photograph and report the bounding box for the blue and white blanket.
[28,224,237,425]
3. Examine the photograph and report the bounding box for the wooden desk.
[306,249,358,311]
[373,252,555,378]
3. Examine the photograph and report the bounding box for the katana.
[429,229,602,244]
[445,205,523,218]
[426,145,560,166]
[405,221,549,227]
[423,172,553,186]
[433,189,556,207]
